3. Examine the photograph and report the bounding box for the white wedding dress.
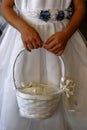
[0,0,87,130]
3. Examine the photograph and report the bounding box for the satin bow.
[60,76,77,111]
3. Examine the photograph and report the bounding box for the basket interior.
[14,49,63,91]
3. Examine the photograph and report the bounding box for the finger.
[57,43,63,48]
[27,44,32,51]
[23,41,31,52]
[56,49,64,56]
[45,36,54,45]
[46,44,60,52]
[28,41,34,49]
[54,46,63,54]
[53,45,64,54]
[36,37,43,47]
[44,40,57,50]
[31,39,39,49]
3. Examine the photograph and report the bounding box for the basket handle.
[13,48,26,89]
[13,48,65,89]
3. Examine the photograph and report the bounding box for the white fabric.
[0,0,87,130]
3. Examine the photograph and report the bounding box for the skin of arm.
[44,0,86,56]
[1,0,43,51]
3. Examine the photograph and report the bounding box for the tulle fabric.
[0,0,87,130]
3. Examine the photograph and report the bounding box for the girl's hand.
[21,25,43,51]
[44,31,69,56]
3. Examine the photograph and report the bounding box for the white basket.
[13,48,65,119]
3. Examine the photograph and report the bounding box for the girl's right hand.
[21,24,43,51]
[1,0,43,51]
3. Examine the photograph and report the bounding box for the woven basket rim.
[16,89,60,100]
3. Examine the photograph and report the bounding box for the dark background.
[79,2,87,40]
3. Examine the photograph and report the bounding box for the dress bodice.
[15,0,72,12]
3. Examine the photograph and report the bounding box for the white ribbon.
[60,76,77,111]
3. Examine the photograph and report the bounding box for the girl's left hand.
[43,31,69,56]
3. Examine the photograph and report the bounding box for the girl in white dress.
[0,0,87,130]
